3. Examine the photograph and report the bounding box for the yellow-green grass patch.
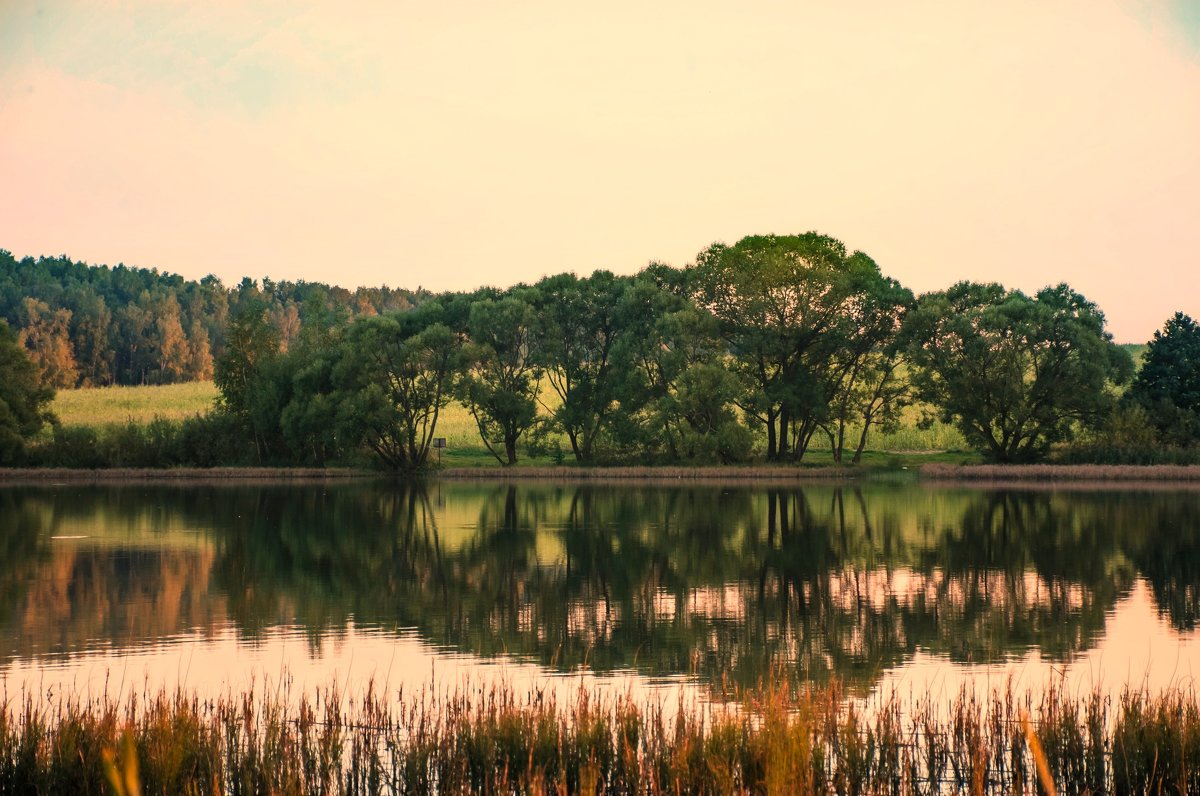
[52,382,220,429]
[48,380,968,461]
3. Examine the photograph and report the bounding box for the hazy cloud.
[2,0,1197,340]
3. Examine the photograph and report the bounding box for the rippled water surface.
[3,480,1200,705]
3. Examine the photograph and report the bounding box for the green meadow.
[48,381,971,468]
[50,382,221,428]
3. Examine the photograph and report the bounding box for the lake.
[3,480,1200,710]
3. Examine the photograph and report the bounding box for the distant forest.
[0,249,428,388]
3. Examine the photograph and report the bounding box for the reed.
[4,677,1200,794]
[922,462,1200,482]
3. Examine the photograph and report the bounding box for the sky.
[1,1,1198,342]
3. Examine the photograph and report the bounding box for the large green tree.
[213,298,282,460]
[0,320,55,464]
[816,268,913,464]
[904,282,1132,462]
[611,265,751,462]
[458,291,542,465]
[533,271,629,463]
[1127,312,1200,446]
[689,233,902,460]
[332,303,465,472]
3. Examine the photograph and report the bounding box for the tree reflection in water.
[0,482,1196,692]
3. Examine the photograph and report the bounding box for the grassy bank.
[438,465,862,482]
[2,678,1198,794]
[0,467,372,484]
[922,462,1200,482]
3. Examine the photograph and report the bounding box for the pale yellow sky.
[2,0,1198,341]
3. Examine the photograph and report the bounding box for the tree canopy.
[0,320,56,464]
[1127,312,1200,446]
[331,303,465,472]
[6,236,1151,468]
[904,282,1132,462]
[0,249,428,387]
[689,233,911,460]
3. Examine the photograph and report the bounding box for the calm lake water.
[3,480,1200,708]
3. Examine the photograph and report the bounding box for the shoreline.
[3,461,1199,485]
[437,464,859,481]
[0,466,375,484]
[920,462,1200,482]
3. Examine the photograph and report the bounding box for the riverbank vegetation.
[2,678,1199,794]
[3,236,1198,471]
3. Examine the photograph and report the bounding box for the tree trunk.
[778,408,791,458]
[766,410,778,460]
[567,428,583,462]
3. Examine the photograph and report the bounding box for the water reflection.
[1,482,1197,693]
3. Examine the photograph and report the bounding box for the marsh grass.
[4,677,1200,794]
[922,463,1200,482]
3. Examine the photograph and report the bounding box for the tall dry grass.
[923,463,1200,482]
[51,382,220,429]
[3,677,1199,794]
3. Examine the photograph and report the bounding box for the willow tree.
[458,291,542,465]
[904,282,1132,463]
[532,271,629,463]
[689,233,905,460]
[611,265,752,463]
[332,302,464,472]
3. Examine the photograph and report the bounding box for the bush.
[40,425,104,468]
[30,412,262,468]
[1057,405,1200,464]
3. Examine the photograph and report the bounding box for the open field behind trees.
[47,382,970,466]
[51,381,220,427]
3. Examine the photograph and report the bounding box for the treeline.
[201,234,914,470]
[4,232,1198,469]
[0,249,428,387]
[190,232,1197,470]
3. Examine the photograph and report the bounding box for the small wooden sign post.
[433,437,446,465]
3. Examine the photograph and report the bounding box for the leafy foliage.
[1127,312,1200,446]
[532,272,629,463]
[331,303,465,472]
[6,235,1143,469]
[690,234,912,461]
[904,282,1132,462]
[458,292,542,465]
[0,320,55,464]
[0,249,428,387]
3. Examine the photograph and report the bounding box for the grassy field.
[50,381,969,465]
[51,382,220,428]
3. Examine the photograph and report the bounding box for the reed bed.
[3,677,1200,794]
[922,462,1200,482]
[438,465,858,481]
[0,467,372,484]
